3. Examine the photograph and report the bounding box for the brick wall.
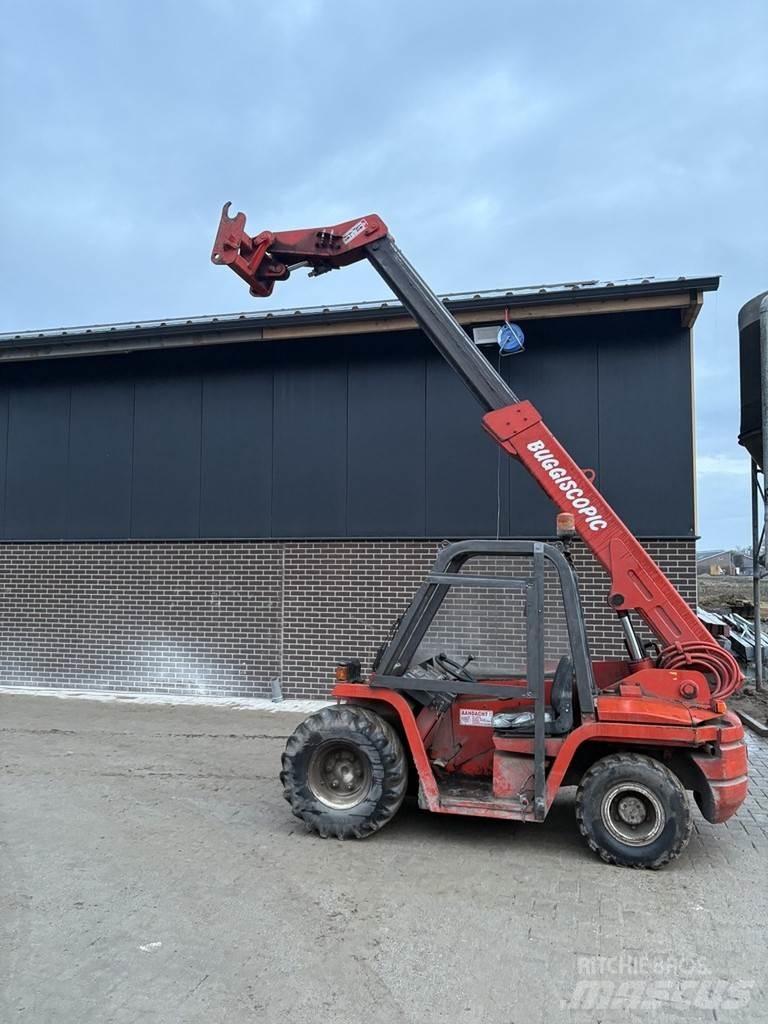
[0,539,696,700]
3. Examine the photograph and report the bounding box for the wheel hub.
[617,795,647,825]
[600,783,664,847]
[307,741,372,809]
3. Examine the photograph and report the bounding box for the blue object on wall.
[497,320,525,355]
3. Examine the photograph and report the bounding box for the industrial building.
[0,275,715,698]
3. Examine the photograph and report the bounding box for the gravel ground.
[2,693,767,1024]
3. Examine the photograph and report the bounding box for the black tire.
[280,705,407,839]
[576,753,692,869]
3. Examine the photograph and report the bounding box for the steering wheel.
[434,652,475,683]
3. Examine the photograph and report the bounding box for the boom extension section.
[211,205,741,701]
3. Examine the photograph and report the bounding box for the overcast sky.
[1,1,766,548]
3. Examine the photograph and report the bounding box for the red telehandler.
[212,206,747,867]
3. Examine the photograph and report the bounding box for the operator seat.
[492,655,574,736]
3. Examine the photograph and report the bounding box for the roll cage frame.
[368,539,597,815]
[373,539,595,711]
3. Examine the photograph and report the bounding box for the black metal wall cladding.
[0,309,694,540]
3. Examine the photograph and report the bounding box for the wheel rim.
[600,782,665,846]
[307,741,372,809]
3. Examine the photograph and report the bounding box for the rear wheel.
[576,753,692,868]
[281,705,407,839]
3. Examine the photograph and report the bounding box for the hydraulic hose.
[660,641,742,701]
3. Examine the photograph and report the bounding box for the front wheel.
[280,705,407,839]
[576,753,692,868]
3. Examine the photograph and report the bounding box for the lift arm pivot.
[211,205,741,699]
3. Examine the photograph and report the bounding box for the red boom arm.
[211,203,388,297]
[483,403,738,696]
[211,206,741,699]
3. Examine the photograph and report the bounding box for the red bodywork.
[335,679,748,824]
[212,206,748,825]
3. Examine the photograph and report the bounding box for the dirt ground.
[697,575,761,615]
[3,693,768,1024]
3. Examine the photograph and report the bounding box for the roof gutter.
[0,277,718,363]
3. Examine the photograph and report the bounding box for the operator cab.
[370,538,597,735]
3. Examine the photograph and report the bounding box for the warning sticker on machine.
[342,219,368,245]
[459,708,494,728]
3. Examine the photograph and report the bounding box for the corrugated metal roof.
[0,274,718,360]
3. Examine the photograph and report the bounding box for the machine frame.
[212,206,748,863]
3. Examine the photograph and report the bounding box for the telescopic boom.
[211,205,741,700]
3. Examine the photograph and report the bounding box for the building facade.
[0,276,714,698]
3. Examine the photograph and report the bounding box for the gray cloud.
[1,0,766,546]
